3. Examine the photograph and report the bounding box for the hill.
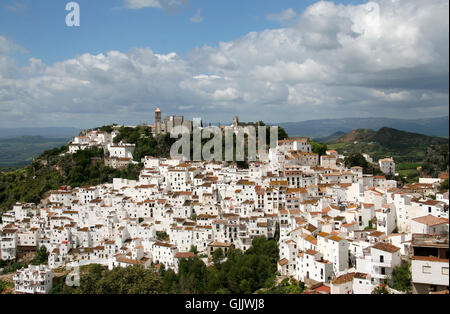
[0,136,70,168]
[0,122,289,213]
[326,127,449,163]
[313,131,346,143]
[278,116,449,138]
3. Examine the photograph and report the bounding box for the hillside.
[279,116,449,138]
[0,136,70,168]
[326,127,449,163]
[0,122,289,213]
[0,147,141,213]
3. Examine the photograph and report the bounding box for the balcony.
[371,272,387,279]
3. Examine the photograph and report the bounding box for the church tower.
[155,107,161,124]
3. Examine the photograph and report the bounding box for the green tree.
[440,178,449,190]
[212,248,224,266]
[344,153,370,173]
[94,265,163,294]
[0,280,7,293]
[391,263,412,293]
[31,246,49,265]
[310,141,328,157]
[372,285,390,294]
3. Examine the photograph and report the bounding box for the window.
[442,267,449,275]
[380,255,384,263]
[423,266,432,274]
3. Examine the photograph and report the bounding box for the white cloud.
[266,8,296,22]
[190,9,203,23]
[0,0,448,128]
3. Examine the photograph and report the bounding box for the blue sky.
[0,0,448,128]
[1,0,359,65]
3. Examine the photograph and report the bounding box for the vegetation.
[0,136,69,167]
[440,179,449,191]
[0,279,12,294]
[30,247,49,266]
[163,237,279,294]
[372,285,390,294]
[51,264,163,294]
[310,141,327,157]
[262,277,306,294]
[0,147,141,213]
[326,127,448,163]
[421,144,449,177]
[51,237,279,294]
[390,263,412,293]
[156,231,169,241]
[0,260,28,274]
[343,153,383,175]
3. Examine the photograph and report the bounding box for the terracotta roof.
[332,273,355,285]
[412,215,447,227]
[175,252,195,259]
[372,242,400,253]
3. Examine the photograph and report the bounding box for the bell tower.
[155,107,161,124]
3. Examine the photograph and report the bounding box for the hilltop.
[325,127,449,163]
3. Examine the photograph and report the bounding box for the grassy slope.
[325,127,448,163]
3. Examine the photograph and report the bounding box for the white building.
[13,265,54,294]
[378,158,395,175]
[411,234,449,294]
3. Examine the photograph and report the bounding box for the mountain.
[278,116,449,138]
[326,127,449,162]
[0,136,70,168]
[313,131,346,143]
[0,127,82,139]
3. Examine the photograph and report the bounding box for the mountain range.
[278,116,449,139]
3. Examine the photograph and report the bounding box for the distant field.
[396,162,422,171]
[0,136,68,168]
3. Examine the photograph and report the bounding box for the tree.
[344,153,369,171]
[310,141,328,157]
[212,248,224,266]
[440,178,449,191]
[0,280,7,293]
[31,246,49,265]
[372,285,390,294]
[93,265,163,294]
[391,263,412,293]
[189,245,198,255]
[277,127,289,140]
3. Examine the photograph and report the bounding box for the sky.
[0,0,448,128]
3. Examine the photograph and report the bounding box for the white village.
[1,108,448,294]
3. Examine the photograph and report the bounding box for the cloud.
[190,9,203,23]
[124,0,187,13]
[266,8,296,22]
[0,0,448,128]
